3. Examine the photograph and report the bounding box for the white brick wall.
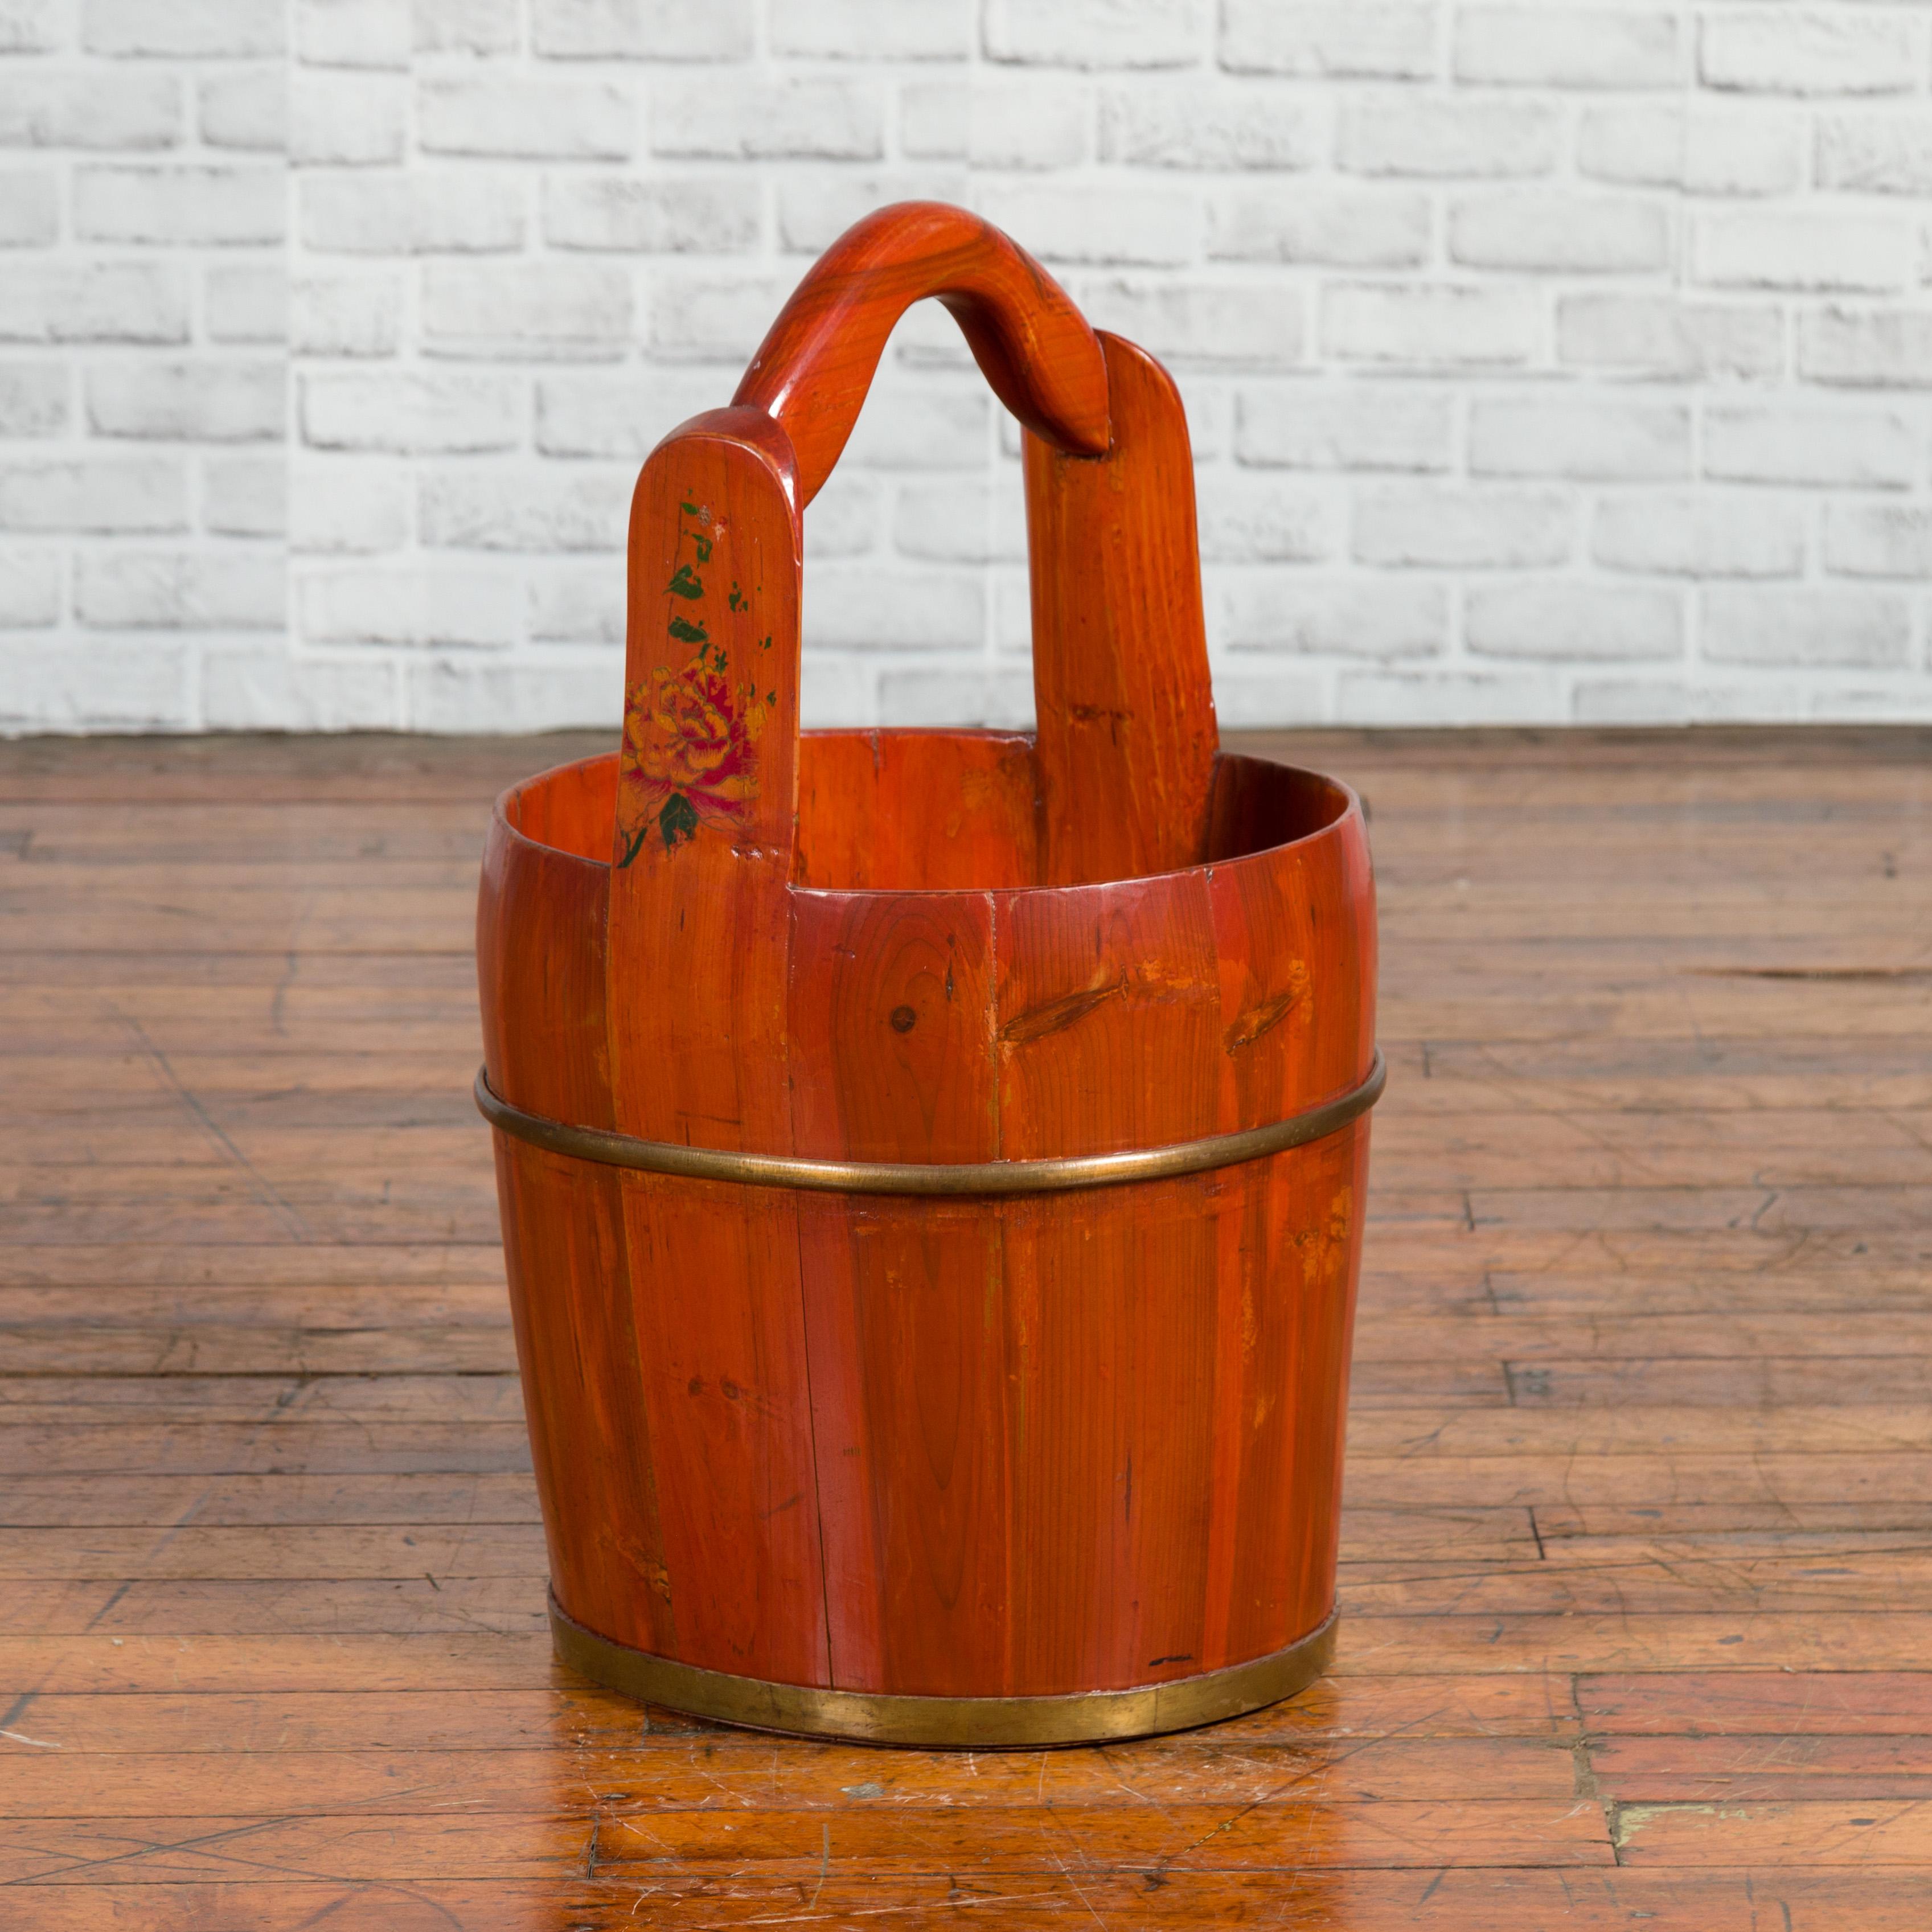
[6,1,1932,732]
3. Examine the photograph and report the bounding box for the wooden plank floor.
[2,725,1928,1929]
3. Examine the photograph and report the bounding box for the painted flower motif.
[641,661,737,789]
[618,648,761,856]
[614,494,778,863]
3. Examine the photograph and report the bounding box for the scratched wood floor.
[2,725,1929,1929]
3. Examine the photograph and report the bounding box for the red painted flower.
[618,649,762,857]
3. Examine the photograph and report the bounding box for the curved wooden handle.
[732,202,1111,508]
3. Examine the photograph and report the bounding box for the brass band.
[477,1048,1383,1198]
[549,1592,1337,1746]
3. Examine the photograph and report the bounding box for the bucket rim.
[489,733,1367,903]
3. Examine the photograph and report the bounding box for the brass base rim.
[548,1591,1337,1748]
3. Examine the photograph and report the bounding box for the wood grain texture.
[7,723,1932,1924]
[794,729,1038,891]
[787,886,1008,1694]
[1026,331,1220,885]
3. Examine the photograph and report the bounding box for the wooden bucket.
[475,203,1380,1747]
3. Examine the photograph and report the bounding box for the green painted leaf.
[758,633,772,650]
[668,615,708,644]
[680,499,700,515]
[728,584,746,612]
[666,564,703,600]
[659,792,699,851]
[693,534,713,564]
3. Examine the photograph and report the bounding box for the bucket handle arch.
[732,200,1113,510]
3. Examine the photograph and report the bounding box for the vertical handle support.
[1025,333,1219,885]
[606,404,802,1145]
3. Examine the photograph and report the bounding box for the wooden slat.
[599,417,827,1685]
[788,886,1012,1695]
[0,1734,1585,1814]
[0,1800,1618,1879]
[992,871,1228,1689]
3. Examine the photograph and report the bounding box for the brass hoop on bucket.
[550,1592,1339,1747]
[477,1049,1383,1197]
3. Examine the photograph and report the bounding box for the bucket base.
[549,1590,1337,1747]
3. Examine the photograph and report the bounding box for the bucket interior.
[504,731,1351,892]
